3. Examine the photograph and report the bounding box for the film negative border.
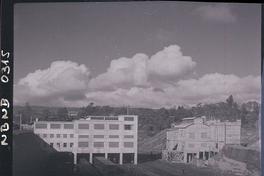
[0,1,262,176]
[261,4,264,176]
[0,0,13,176]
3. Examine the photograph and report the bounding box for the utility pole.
[19,113,22,130]
[126,106,129,115]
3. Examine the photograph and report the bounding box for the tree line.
[14,95,259,137]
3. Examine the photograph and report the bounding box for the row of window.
[78,135,134,139]
[188,132,208,139]
[77,141,134,148]
[39,133,134,139]
[90,116,134,121]
[51,142,74,148]
[50,141,134,148]
[188,143,215,148]
[36,123,133,130]
[39,133,74,138]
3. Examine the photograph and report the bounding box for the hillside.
[14,95,259,143]
[138,129,167,153]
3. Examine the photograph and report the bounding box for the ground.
[13,131,250,176]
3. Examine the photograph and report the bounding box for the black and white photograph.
[12,1,261,176]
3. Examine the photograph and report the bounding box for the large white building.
[33,115,138,165]
[163,116,241,163]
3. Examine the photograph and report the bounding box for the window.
[109,142,119,148]
[91,116,104,120]
[124,135,134,138]
[50,134,54,138]
[94,124,104,130]
[189,132,195,139]
[50,124,61,129]
[35,123,47,129]
[78,135,89,138]
[78,142,89,148]
[124,125,132,130]
[93,135,104,138]
[57,143,60,148]
[109,135,119,138]
[94,142,104,148]
[106,116,118,120]
[63,134,67,138]
[124,116,134,121]
[64,124,74,129]
[56,134,60,138]
[43,134,47,138]
[124,142,134,148]
[201,132,207,139]
[78,123,89,129]
[109,124,119,130]
[63,143,67,148]
[70,143,74,148]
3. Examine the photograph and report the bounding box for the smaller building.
[163,116,241,163]
[68,111,79,118]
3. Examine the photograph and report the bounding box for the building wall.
[164,117,241,163]
[34,115,138,164]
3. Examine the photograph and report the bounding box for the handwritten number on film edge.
[1,50,10,146]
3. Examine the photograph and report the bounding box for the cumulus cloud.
[85,73,260,108]
[196,4,236,23]
[14,47,260,108]
[89,45,196,90]
[170,73,260,105]
[14,60,90,106]
[148,45,196,78]
[89,53,150,90]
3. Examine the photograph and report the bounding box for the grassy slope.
[138,129,167,153]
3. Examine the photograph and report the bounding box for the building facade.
[33,115,138,165]
[163,116,241,163]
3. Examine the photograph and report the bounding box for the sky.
[14,2,261,108]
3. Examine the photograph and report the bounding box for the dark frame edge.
[261,3,263,176]
[0,0,13,176]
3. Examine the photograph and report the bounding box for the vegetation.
[14,95,259,139]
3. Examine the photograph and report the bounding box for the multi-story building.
[163,116,241,163]
[33,115,138,165]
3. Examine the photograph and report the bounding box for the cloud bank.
[14,45,260,108]
[89,45,196,90]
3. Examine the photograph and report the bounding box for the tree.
[226,95,234,108]
[57,107,68,120]
[22,102,32,124]
[42,109,51,120]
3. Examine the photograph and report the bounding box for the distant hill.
[14,95,260,144]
